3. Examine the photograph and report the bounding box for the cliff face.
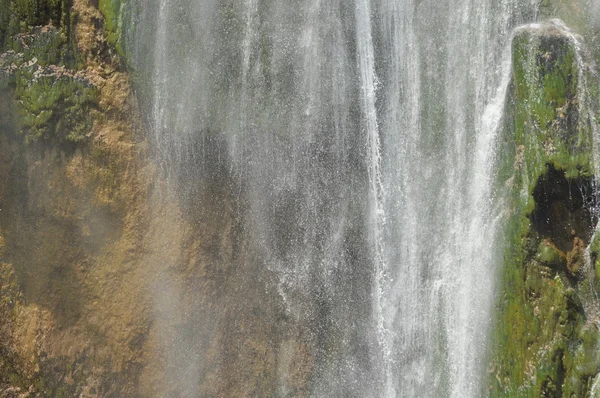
[0,1,152,396]
[489,6,600,396]
[0,2,314,396]
[2,0,600,397]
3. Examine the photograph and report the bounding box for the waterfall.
[373,1,538,395]
[128,0,539,396]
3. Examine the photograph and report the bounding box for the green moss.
[11,25,66,66]
[98,0,125,57]
[512,30,590,183]
[0,0,95,146]
[12,63,98,144]
[537,239,566,267]
[489,24,600,396]
[0,0,71,53]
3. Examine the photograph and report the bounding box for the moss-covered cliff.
[489,18,600,397]
[0,0,152,396]
[3,0,600,397]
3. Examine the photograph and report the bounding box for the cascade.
[4,0,600,395]
[127,0,542,396]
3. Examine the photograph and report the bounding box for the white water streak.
[355,1,393,394]
[135,0,541,396]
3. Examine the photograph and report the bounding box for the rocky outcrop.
[0,0,151,396]
[488,21,600,396]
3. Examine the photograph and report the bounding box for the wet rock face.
[0,0,150,396]
[531,165,597,254]
[489,21,600,397]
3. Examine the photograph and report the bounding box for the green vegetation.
[489,25,600,396]
[98,0,125,56]
[14,65,97,143]
[11,25,67,65]
[0,0,99,145]
[0,0,71,53]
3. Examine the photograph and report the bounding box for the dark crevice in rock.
[530,164,597,254]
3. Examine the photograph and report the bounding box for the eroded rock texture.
[0,0,149,396]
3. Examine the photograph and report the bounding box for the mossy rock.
[0,0,71,52]
[12,62,98,144]
[98,0,126,57]
[489,21,600,397]
[11,25,66,66]
[512,23,592,185]
[537,239,566,267]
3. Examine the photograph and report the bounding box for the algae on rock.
[489,21,600,397]
[98,0,127,57]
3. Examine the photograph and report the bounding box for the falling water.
[127,0,540,396]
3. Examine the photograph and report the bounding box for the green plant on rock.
[98,0,126,56]
[489,23,600,397]
[1,0,71,52]
[13,64,98,144]
[11,25,66,66]
[12,0,67,27]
